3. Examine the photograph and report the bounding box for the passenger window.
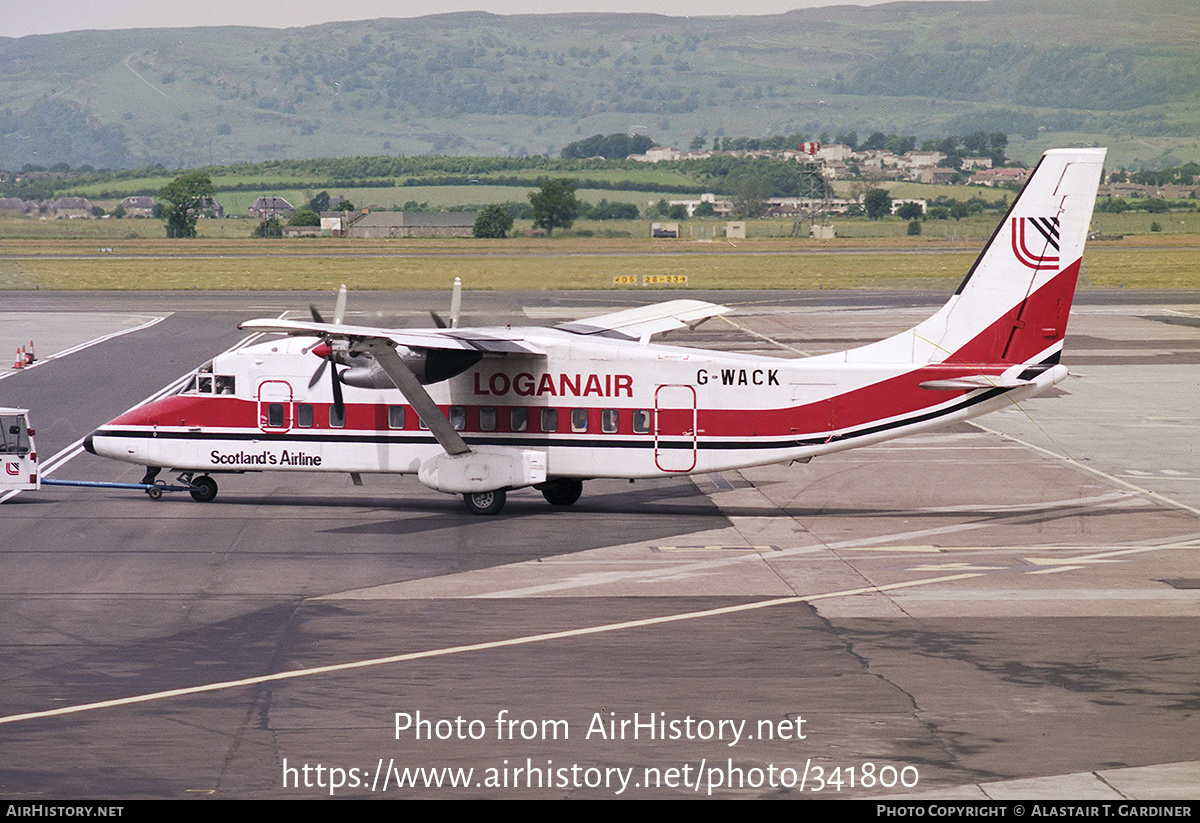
[388,405,405,429]
[267,403,284,427]
[632,409,651,434]
[510,407,528,432]
[296,403,314,428]
[540,408,558,433]
[571,408,589,433]
[449,406,466,431]
[479,407,497,432]
[329,404,345,428]
[602,409,619,433]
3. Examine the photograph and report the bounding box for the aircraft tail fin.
[852,148,1106,368]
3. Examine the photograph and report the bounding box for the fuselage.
[86,327,1064,482]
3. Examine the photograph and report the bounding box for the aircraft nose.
[83,433,96,455]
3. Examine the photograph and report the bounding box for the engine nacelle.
[417,447,548,494]
[341,347,482,388]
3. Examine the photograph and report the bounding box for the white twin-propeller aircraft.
[86,148,1105,514]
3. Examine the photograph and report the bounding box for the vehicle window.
[540,408,558,433]
[632,409,651,434]
[0,416,30,454]
[329,404,345,428]
[296,404,314,428]
[267,403,284,427]
[571,408,589,433]
[215,376,235,395]
[602,409,619,433]
[449,406,466,431]
[510,407,528,432]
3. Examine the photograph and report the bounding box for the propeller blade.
[429,311,448,329]
[308,355,328,388]
[333,284,347,325]
[330,361,345,414]
[309,304,325,324]
[449,277,462,328]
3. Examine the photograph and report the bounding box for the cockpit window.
[180,363,234,395]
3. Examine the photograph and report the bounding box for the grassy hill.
[2,0,1198,170]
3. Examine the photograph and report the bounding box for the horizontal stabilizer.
[556,299,731,341]
[920,374,1033,390]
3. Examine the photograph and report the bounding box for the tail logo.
[1011,216,1060,271]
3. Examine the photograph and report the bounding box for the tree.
[473,204,514,238]
[895,202,923,221]
[307,191,332,213]
[159,172,214,238]
[730,174,771,219]
[529,179,580,235]
[863,188,892,220]
[289,208,320,226]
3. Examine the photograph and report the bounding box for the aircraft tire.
[189,475,218,503]
[463,489,505,515]
[540,479,583,507]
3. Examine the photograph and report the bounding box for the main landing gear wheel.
[189,475,218,503]
[463,489,506,515]
[540,479,583,507]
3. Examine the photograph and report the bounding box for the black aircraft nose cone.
[83,433,96,455]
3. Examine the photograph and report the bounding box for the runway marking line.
[0,572,981,727]
[0,314,168,383]
[971,422,1200,520]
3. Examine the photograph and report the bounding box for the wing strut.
[362,339,471,456]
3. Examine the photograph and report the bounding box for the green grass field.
[0,228,1196,292]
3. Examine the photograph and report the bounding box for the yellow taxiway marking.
[0,572,981,727]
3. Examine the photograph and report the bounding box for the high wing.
[555,299,730,341]
[238,318,545,355]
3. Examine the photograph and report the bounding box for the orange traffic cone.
[26,340,35,363]
[13,347,25,369]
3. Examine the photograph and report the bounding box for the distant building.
[198,197,224,219]
[119,196,156,218]
[320,210,363,237]
[918,168,960,185]
[970,167,1031,187]
[347,211,478,239]
[249,196,294,220]
[629,146,683,163]
[49,197,94,219]
[960,156,994,171]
